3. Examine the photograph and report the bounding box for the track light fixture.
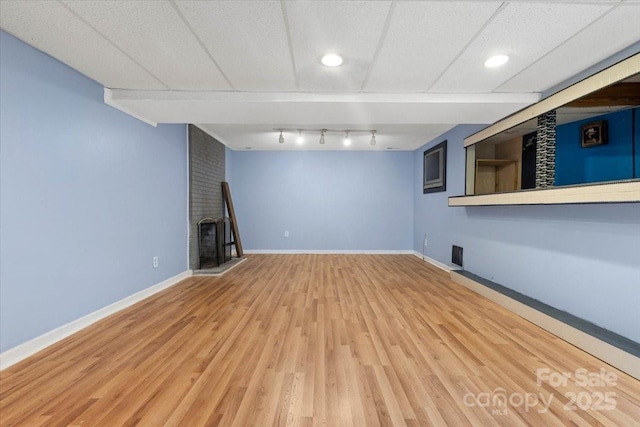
[274,128,377,146]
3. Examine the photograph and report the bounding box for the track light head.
[278,130,284,144]
[320,129,326,144]
[371,130,376,146]
[343,131,351,146]
[296,130,304,145]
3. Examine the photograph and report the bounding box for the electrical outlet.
[284,230,289,238]
[153,256,158,268]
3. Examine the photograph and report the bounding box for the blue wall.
[0,32,188,352]
[413,126,484,261]
[230,151,413,251]
[555,108,636,186]
[413,125,640,342]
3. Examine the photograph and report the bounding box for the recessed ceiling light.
[484,54,509,68]
[321,53,343,67]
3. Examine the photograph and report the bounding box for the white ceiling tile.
[174,1,296,91]
[2,0,637,151]
[497,4,640,93]
[62,0,231,90]
[0,0,165,89]
[365,1,500,92]
[430,2,614,93]
[285,1,391,92]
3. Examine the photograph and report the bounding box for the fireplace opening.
[198,217,232,269]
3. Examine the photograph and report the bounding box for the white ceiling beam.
[107,89,539,105]
[104,89,157,126]
[104,89,540,126]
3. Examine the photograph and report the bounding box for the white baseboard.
[450,271,640,381]
[411,251,453,273]
[0,270,192,371]
[244,249,414,255]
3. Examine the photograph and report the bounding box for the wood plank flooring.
[1,254,639,426]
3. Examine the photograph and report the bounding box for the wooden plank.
[450,270,640,380]
[1,255,639,425]
[565,82,640,108]
[221,181,243,257]
[449,180,640,206]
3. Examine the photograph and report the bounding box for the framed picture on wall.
[423,140,447,194]
[581,120,607,148]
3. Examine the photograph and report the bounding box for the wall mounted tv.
[423,140,447,193]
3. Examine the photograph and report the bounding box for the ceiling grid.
[57,0,171,90]
[359,2,397,92]
[169,0,236,91]
[425,1,507,93]
[0,0,638,150]
[280,0,300,92]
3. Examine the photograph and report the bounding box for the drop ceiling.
[1,0,639,151]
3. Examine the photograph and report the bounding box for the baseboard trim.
[450,270,640,381]
[243,249,414,255]
[411,251,452,273]
[0,270,192,371]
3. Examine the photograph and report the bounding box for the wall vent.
[452,245,463,268]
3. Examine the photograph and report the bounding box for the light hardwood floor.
[1,255,639,426]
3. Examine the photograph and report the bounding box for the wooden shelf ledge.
[449,180,640,206]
